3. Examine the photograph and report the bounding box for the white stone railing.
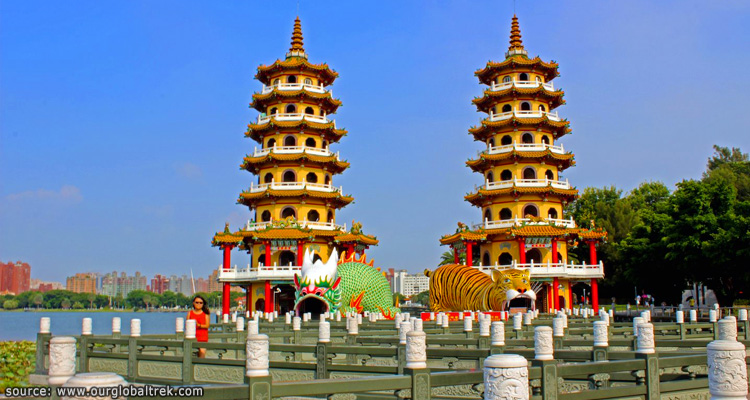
[251,145,339,159]
[260,82,329,94]
[481,178,571,191]
[489,79,555,92]
[486,110,561,122]
[256,113,331,125]
[473,217,576,230]
[474,261,604,279]
[218,264,301,282]
[243,220,347,231]
[484,142,565,156]
[248,181,342,194]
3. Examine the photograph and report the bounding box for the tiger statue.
[424,264,535,312]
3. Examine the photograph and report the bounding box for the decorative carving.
[246,334,270,377]
[718,318,738,341]
[491,321,505,346]
[588,373,610,389]
[414,374,429,398]
[636,323,655,354]
[194,365,244,383]
[534,326,553,360]
[39,317,51,334]
[138,361,182,380]
[88,358,128,376]
[318,321,331,343]
[48,336,77,385]
[405,331,427,369]
[707,340,748,398]
[593,321,608,347]
[484,354,529,400]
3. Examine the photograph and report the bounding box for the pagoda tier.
[251,88,342,114]
[467,146,575,173]
[469,118,570,142]
[238,186,354,209]
[255,59,338,87]
[464,183,578,207]
[472,84,565,113]
[246,119,347,144]
[241,149,350,175]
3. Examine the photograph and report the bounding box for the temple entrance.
[296,296,327,317]
[535,285,548,312]
[254,299,265,312]
[276,285,296,315]
[279,251,296,266]
[526,248,542,264]
[558,296,566,310]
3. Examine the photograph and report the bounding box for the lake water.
[0,311,193,341]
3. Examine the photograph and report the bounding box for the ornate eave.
[475,55,559,85]
[468,118,570,142]
[255,59,338,86]
[238,189,354,209]
[245,119,348,143]
[464,186,579,207]
[466,150,575,172]
[241,153,350,174]
[250,90,342,114]
[473,86,565,112]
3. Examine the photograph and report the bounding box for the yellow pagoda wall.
[478,240,569,267]
[480,198,565,219]
[483,163,561,180]
[250,241,335,268]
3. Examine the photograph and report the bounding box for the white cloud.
[5,185,83,204]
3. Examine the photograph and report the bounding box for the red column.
[465,241,473,267]
[553,277,560,311]
[453,246,459,264]
[551,239,558,264]
[222,245,233,316]
[245,286,252,315]
[588,241,597,265]
[296,241,304,266]
[264,241,271,266]
[591,278,599,311]
[518,238,526,264]
[347,244,355,258]
[264,280,273,313]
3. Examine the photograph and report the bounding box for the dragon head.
[293,249,342,314]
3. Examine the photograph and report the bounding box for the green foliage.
[412,290,429,305]
[3,300,19,310]
[438,248,478,266]
[393,292,406,304]
[0,341,36,390]
[72,301,84,309]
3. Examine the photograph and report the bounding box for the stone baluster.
[130,319,141,337]
[61,372,128,397]
[268,313,274,323]
[357,314,362,324]
[430,312,436,321]
[318,321,330,343]
[636,323,655,354]
[513,313,523,331]
[223,314,229,324]
[48,337,77,385]
[399,322,412,345]
[689,309,698,323]
[632,317,645,337]
[113,317,123,335]
[738,309,748,322]
[236,317,245,332]
[185,320,196,339]
[707,317,748,400]
[232,313,237,323]
[593,320,608,347]
[479,316,491,337]
[436,313,443,326]
[81,318,92,336]
[709,309,718,323]
[285,312,292,325]
[292,317,301,331]
[40,317,51,334]
[552,317,564,338]
[413,318,423,332]
[534,326,553,360]
[395,313,403,329]
[246,334,270,377]
[464,316,473,332]
[348,316,359,335]
[174,317,183,334]
[335,311,341,322]
[483,354,529,400]
[405,330,427,369]
[523,312,532,326]
[442,314,450,329]
[676,311,684,324]
[248,320,259,335]
[491,321,505,346]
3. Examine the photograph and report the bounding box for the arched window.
[482,252,490,266]
[522,133,534,144]
[304,106,314,115]
[324,174,331,185]
[327,210,333,222]
[523,204,539,217]
[501,135,513,145]
[486,172,494,183]
[269,107,278,115]
[500,170,512,181]
[545,170,554,180]
[281,207,296,219]
[523,167,536,179]
[500,208,512,220]
[305,137,316,147]
[541,136,550,145]
[498,252,513,265]
[263,173,273,183]
[266,138,276,148]
[304,78,313,85]
[285,104,296,113]
[503,76,512,83]
[520,102,531,111]
[257,255,265,267]
[306,172,318,183]
[488,138,495,147]
[284,136,296,146]
[307,210,320,222]
[484,209,491,222]
[519,72,529,81]
[279,251,296,266]
[502,104,512,113]
[273,79,280,86]
[538,104,546,112]
[287,76,297,84]
[261,210,271,222]
[548,208,558,219]
[526,248,542,264]
[282,170,296,182]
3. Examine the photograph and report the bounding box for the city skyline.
[2,1,749,282]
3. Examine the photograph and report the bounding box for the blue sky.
[2,1,749,283]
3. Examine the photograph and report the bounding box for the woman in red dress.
[187,295,210,358]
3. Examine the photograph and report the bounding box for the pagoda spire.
[506,15,528,58]
[287,17,306,58]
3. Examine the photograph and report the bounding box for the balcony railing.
[243,220,347,232]
[260,82,329,95]
[251,145,339,159]
[256,113,332,125]
[483,142,565,156]
[473,261,604,279]
[486,110,560,122]
[489,79,555,92]
[218,264,300,282]
[472,217,576,230]
[248,181,342,194]
[479,177,571,191]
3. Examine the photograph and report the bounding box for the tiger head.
[491,268,536,309]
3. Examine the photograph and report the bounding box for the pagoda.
[439,16,606,312]
[211,17,378,317]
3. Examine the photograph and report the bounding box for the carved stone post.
[405,330,427,369]
[710,309,718,323]
[636,323,655,354]
[689,309,698,323]
[318,321,330,343]
[61,372,128,399]
[347,316,359,336]
[464,316,473,332]
[534,326,553,361]
[292,316,301,330]
[185,319,196,339]
[48,336,77,386]
[175,317,184,334]
[593,321,608,347]
[236,316,245,332]
[413,318,423,332]
[479,316,491,337]
[523,312,532,326]
[130,319,141,337]
[483,354,529,400]
[632,316,645,337]
[513,313,522,331]
[81,318,92,336]
[707,317,748,400]
[246,334,269,377]
[248,320,259,335]
[676,310,684,324]
[40,317,51,334]
[400,321,412,345]
[491,321,505,349]
[738,309,748,322]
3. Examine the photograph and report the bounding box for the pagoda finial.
[288,17,306,57]
[506,14,528,58]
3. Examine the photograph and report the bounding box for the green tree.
[393,292,406,305]
[412,290,430,306]
[3,299,19,310]
[72,301,84,309]
[60,298,71,309]
[87,293,96,309]
[438,248,478,266]
[33,294,44,310]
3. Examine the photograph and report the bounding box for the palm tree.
[143,295,152,311]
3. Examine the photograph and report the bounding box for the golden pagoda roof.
[468,117,570,142]
[238,189,354,209]
[465,185,579,207]
[246,119,348,143]
[211,223,244,246]
[439,221,607,245]
[290,17,304,53]
[241,152,350,174]
[473,86,565,112]
[333,220,379,245]
[212,217,379,246]
[466,150,575,172]
[250,89,342,113]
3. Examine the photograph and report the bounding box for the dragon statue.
[425,264,536,312]
[293,249,400,318]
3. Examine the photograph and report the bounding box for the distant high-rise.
[0,261,31,295]
[66,273,97,294]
